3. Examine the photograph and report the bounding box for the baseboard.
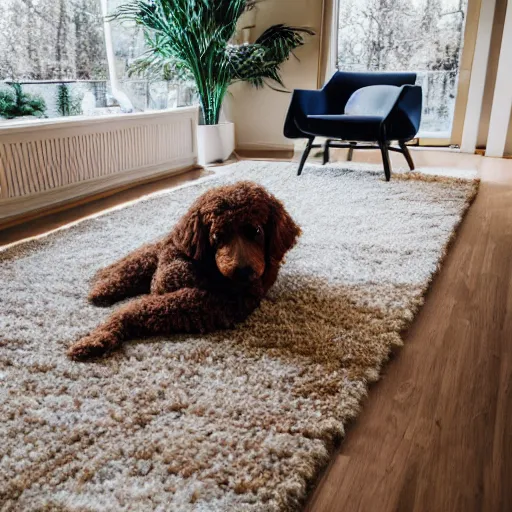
[0,159,199,230]
[235,144,294,160]
[236,140,293,150]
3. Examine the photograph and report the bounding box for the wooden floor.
[306,150,512,512]
[0,167,208,247]
[1,149,511,511]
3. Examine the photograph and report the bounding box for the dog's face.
[212,221,266,283]
[172,181,301,288]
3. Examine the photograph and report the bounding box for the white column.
[460,0,497,154]
[100,0,134,113]
[485,0,512,157]
[328,0,340,80]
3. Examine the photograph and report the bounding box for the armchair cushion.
[306,114,384,141]
[344,85,401,117]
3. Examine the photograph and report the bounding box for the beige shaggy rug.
[0,161,478,511]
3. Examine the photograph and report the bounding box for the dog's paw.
[87,287,118,307]
[67,331,118,361]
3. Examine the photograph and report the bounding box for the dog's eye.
[244,225,262,239]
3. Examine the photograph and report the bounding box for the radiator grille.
[0,109,197,200]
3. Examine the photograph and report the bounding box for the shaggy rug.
[0,161,478,511]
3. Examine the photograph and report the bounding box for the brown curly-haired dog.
[68,181,301,360]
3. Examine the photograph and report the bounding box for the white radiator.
[0,107,198,223]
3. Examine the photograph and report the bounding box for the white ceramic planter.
[197,122,235,165]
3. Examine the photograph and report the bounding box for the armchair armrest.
[382,85,423,140]
[283,89,327,138]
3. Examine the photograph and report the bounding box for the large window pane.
[0,0,195,122]
[337,0,468,137]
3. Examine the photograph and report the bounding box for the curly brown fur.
[68,181,301,360]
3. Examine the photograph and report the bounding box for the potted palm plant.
[111,0,313,164]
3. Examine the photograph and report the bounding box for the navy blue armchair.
[284,71,422,180]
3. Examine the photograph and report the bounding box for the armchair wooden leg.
[323,139,330,165]
[399,141,415,171]
[347,142,355,162]
[297,137,314,176]
[378,140,392,181]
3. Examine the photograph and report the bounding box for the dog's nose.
[233,266,254,282]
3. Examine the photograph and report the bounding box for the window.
[337,0,468,138]
[0,0,196,122]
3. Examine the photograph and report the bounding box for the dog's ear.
[266,197,301,265]
[172,209,209,261]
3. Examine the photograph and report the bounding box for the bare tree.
[73,0,107,79]
[0,0,108,81]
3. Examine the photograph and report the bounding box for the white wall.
[230,0,323,151]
